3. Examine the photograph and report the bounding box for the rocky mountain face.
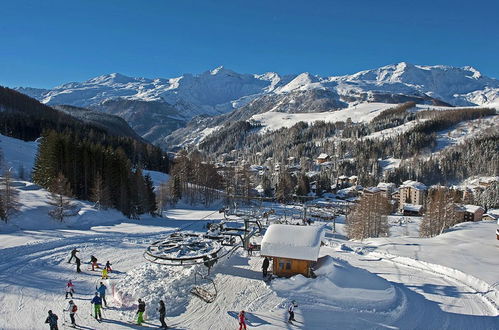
[16,62,499,148]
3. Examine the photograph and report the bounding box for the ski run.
[0,202,498,329]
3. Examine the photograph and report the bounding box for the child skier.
[136,299,146,325]
[45,310,59,330]
[96,282,108,307]
[65,280,75,299]
[64,300,78,327]
[101,267,109,279]
[90,292,103,321]
[90,256,99,271]
[238,310,247,330]
[105,260,112,273]
[288,300,297,323]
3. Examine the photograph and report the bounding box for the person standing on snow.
[96,282,108,307]
[262,257,270,278]
[45,310,59,330]
[238,310,247,330]
[75,257,81,273]
[91,292,103,321]
[105,260,112,273]
[64,300,77,327]
[288,300,297,323]
[65,280,75,299]
[136,299,146,325]
[101,267,109,279]
[68,249,79,263]
[158,300,167,329]
[90,255,99,271]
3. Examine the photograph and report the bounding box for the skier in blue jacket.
[91,292,103,321]
[96,282,108,307]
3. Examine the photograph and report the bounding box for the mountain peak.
[86,72,136,85]
[209,65,237,76]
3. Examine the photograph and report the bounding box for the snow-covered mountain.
[16,62,499,147]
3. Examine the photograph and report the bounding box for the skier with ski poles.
[136,298,146,325]
[158,300,167,329]
[288,300,298,323]
[75,257,81,273]
[96,282,108,307]
[65,280,75,299]
[63,300,78,327]
[68,249,79,263]
[238,310,247,330]
[45,310,59,330]
[90,292,103,321]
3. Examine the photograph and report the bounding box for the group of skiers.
[68,248,112,279]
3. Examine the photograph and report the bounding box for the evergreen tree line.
[157,150,224,211]
[0,86,169,173]
[32,130,156,218]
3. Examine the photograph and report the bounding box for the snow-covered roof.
[317,153,329,159]
[400,180,427,191]
[260,224,324,261]
[460,205,484,214]
[377,182,396,190]
[403,204,423,212]
[349,176,358,180]
[338,175,348,179]
[364,187,381,194]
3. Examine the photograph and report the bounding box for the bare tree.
[0,169,19,221]
[420,186,458,237]
[48,172,75,222]
[90,173,112,210]
[346,193,390,239]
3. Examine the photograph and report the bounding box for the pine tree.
[47,172,75,222]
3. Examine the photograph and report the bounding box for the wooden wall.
[272,257,311,277]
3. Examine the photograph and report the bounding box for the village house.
[398,180,427,213]
[260,224,324,278]
[316,153,330,164]
[482,209,499,221]
[455,205,485,222]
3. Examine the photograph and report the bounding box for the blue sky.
[1,0,498,88]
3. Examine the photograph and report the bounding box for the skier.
[96,282,108,307]
[45,310,59,330]
[105,260,112,273]
[101,267,109,279]
[262,257,270,278]
[247,243,254,256]
[288,300,297,323]
[136,298,146,325]
[90,292,103,321]
[75,257,81,273]
[90,255,99,271]
[68,248,79,263]
[64,300,77,327]
[158,300,167,329]
[238,310,247,330]
[65,280,75,299]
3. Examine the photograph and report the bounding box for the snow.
[400,180,427,190]
[251,102,395,132]
[0,134,38,178]
[142,170,169,190]
[260,224,324,261]
[1,186,498,329]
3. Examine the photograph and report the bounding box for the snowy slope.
[0,134,38,179]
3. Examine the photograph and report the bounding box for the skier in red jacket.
[238,310,247,330]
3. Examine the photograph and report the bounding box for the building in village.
[398,180,427,213]
[260,224,324,278]
[455,205,485,222]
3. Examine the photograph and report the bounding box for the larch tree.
[90,173,112,210]
[48,172,75,222]
[0,169,19,221]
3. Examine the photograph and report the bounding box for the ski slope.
[1,197,498,329]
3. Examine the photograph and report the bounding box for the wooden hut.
[260,224,324,278]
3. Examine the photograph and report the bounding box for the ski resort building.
[260,224,324,278]
[455,205,485,222]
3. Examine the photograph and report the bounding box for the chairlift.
[190,271,217,303]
